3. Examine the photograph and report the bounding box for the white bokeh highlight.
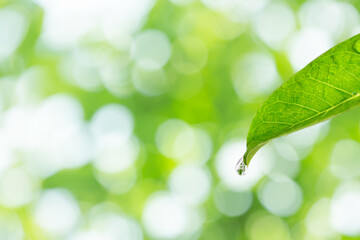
[0,8,28,61]
[3,94,94,177]
[201,0,269,23]
[35,0,155,50]
[305,198,337,238]
[33,189,80,236]
[257,175,303,217]
[330,140,360,179]
[287,28,333,71]
[232,52,280,101]
[91,104,134,145]
[214,184,252,217]
[169,164,212,206]
[142,191,203,239]
[132,66,167,96]
[72,207,143,240]
[254,2,295,49]
[330,182,360,236]
[131,30,171,70]
[94,136,140,174]
[0,211,24,240]
[0,167,38,208]
[156,119,212,164]
[299,1,359,41]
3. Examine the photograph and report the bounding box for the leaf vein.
[276,100,320,113]
[308,76,353,96]
[286,94,360,130]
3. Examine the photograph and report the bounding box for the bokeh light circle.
[257,175,303,217]
[131,29,171,70]
[214,184,252,217]
[94,136,140,174]
[0,8,28,61]
[169,164,212,206]
[91,104,134,145]
[142,191,203,239]
[330,182,360,236]
[0,167,38,208]
[0,211,23,240]
[156,119,212,164]
[330,140,360,179]
[132,66,167,96]
[305,198,336,238]
[33,189,80,236]
[232,52,280,101]
[254,2,295,49]
[299,1,359,41]
[287,28,333,71]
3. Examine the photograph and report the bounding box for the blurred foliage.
[0,0,360,240]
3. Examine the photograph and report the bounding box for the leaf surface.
[239,34,360,174]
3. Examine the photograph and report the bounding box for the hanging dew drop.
[235,157,247,176]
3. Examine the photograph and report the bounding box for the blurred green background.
[0,0,360,239]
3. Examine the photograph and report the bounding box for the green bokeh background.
[0,0,360,239]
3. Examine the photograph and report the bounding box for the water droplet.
[353,40,360,53]
[235,157,247,176]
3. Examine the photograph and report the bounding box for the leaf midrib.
[251,93,360,144]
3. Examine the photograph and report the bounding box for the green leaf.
[238,33,360,175]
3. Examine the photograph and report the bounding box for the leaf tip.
[353,38,360,53]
